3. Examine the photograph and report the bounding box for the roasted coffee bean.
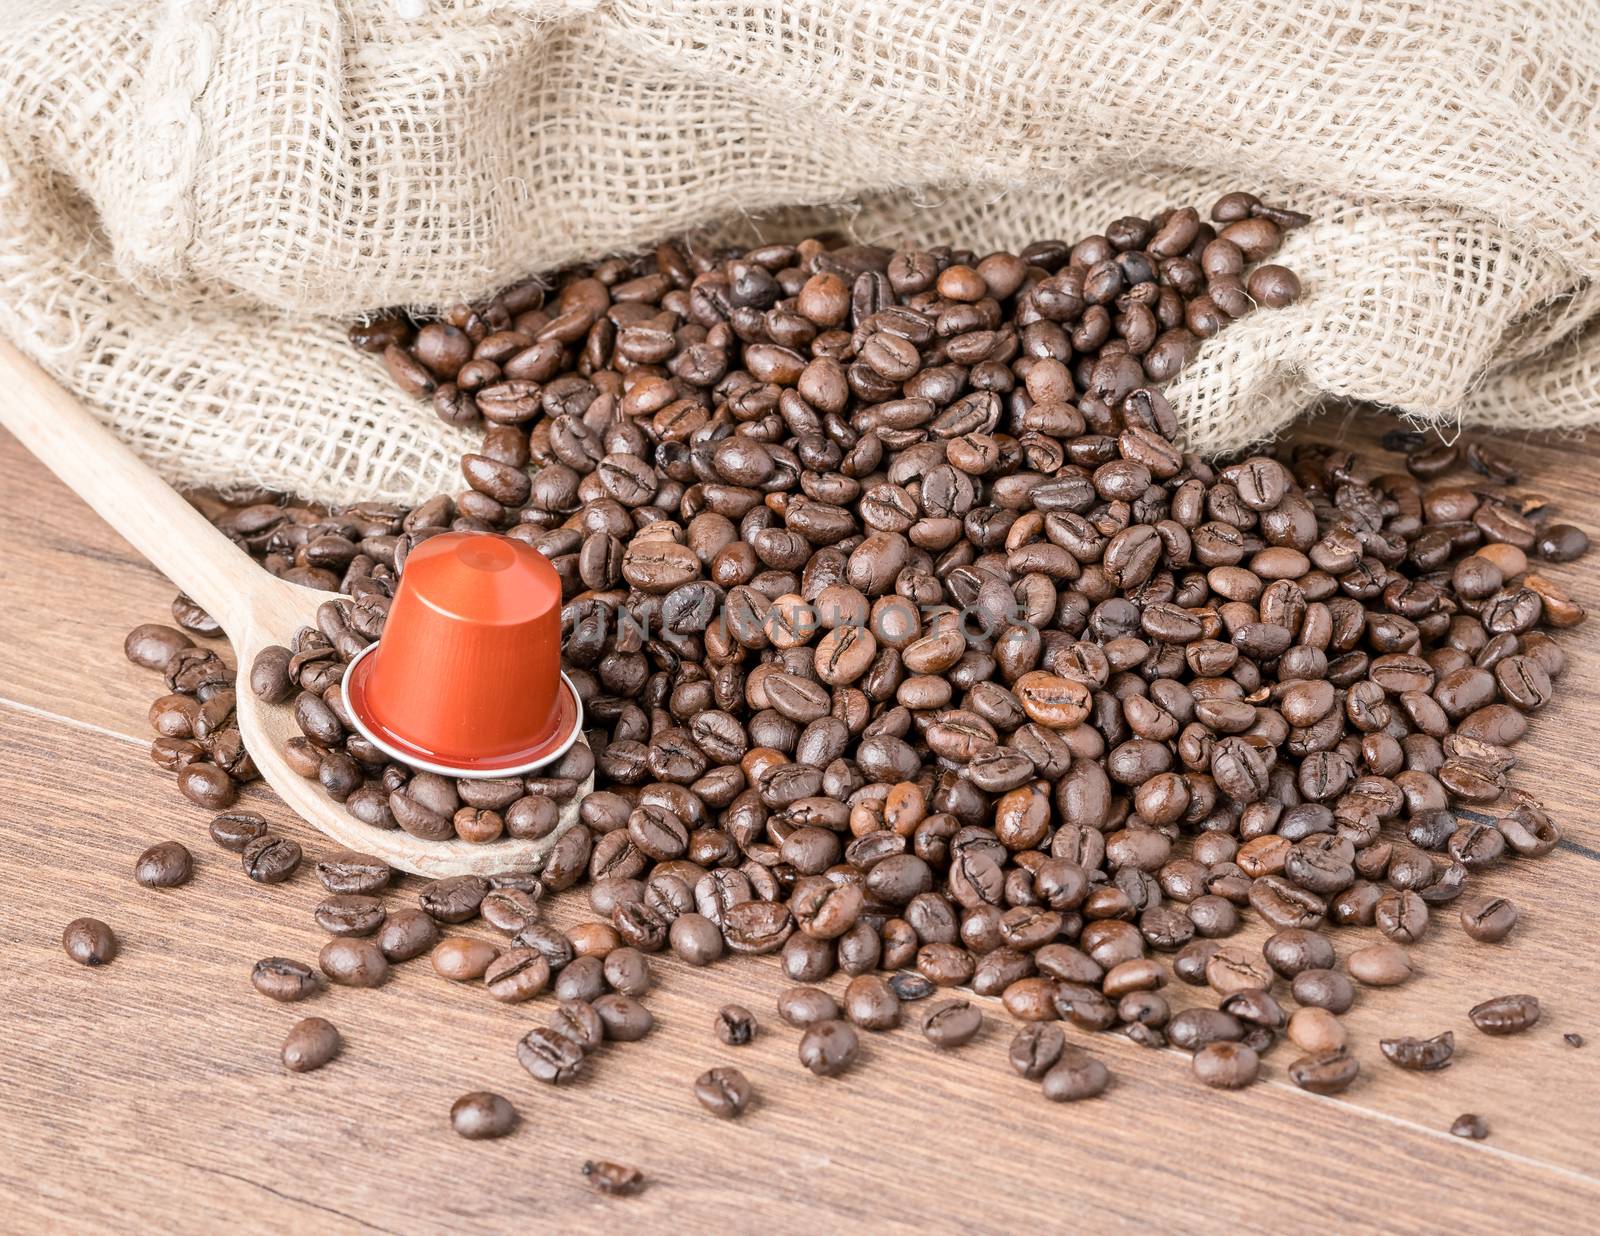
[716,1004,758,1045]
[1348,943,1413,987]
[1288,1047,1360,1094]
[554,955,607,1002]
[1451,1113,1489,1140]
[549,998,605,1052]
[670,912,724,966]
[62,917,116,967]
[1291,968,1356,1014]
[1468,993,1540,1035]
[1287,1007,1346,1055]
[582,1160,644,1196]
[778,985,842,1029]
[419,875,488,923]
[694,1066,753,1118]
[314,894,386,937]
[281,1017,340,1073]
[1459,895,1518,942]
[1262,928,1335,978]
[315,850,392,895]
[208,810,269,852]
[485,949,551,1002]
[1041,1050,1112,1101]
[518,1026,585,1085]
[482,888,542,935]
[252,956,318,1002]
[177,763,237,810]
[1009,1023,1067,1079]
[595,992,656,1037]
[241,835,301,884]
[1380,1030,1454,1071]
[125,623,195,671]
[451,1092,518,1140]
[843,974,902,1031]
[1167,1008,1245,1052]
[722,900,793,954]
[603,947,652,996]
[922,998,983,1049]
[134,841,193,888]
[1192,1041,1259,1089]
[379,908,441,962]
[319,937,389,987]
[798,1020,860,1077]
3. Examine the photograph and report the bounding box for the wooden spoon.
[0,337,587,877]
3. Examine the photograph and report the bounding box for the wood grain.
[3,417,1599,1235]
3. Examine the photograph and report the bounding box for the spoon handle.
[0,336,274,635]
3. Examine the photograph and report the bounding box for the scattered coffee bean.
[252,956,318,1002]
[481,888,541,935]
[582,1160,644,1196]
[319,937,389,988]
[281,1017,340,1072]
[1292,968,1356,1014]
[554,955,606,1002]
[314,894,386,937]
[593,993,654,1041]
[124,623,194,671]
[241,835,302,884]
[716,1004,756,1046]
[1451,1113,1489,1140]
[1380,1031,1454,1071]
[1347,943,1413,987]
[378,908,441,962]
[798,1020,860,1077]
[1288,1047,1360,1094]
[843,974,901,1031]
[518,1027,585,1085]
[1287,1007,1346,1055]
[1459,896,1518,943]
[315,850,392,895]
[134,841,193,888]
[485,949,550,1002]
[1192,1041,1259,1089]
[1009,1024,1066,1080]
[1041,1050,1112,1101]
[432,937,501,981]
[1469,994,1541,1035]
[922,999,983,1049]
[694,1066,753,1118]
[451,1091,517,1140]
[62,917,116,967]
[209,811,268,852]
[889,972,937,1002]
[419,875,487,923]
[778,986,841,1028]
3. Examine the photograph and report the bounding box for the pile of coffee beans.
[101,197,1591,1159]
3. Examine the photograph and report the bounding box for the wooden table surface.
[2,412,1598,1235]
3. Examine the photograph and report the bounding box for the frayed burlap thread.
[1,0,1596,507]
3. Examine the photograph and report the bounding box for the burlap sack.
[2,0,1597,508]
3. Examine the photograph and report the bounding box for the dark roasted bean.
[1468,993,1541,1035]
[1380,1030,1454,1071]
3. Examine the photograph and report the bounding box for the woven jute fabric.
[2,0,1597,507]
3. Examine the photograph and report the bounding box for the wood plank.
[5,414,1600,1231]
[3,707,1598,1236]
